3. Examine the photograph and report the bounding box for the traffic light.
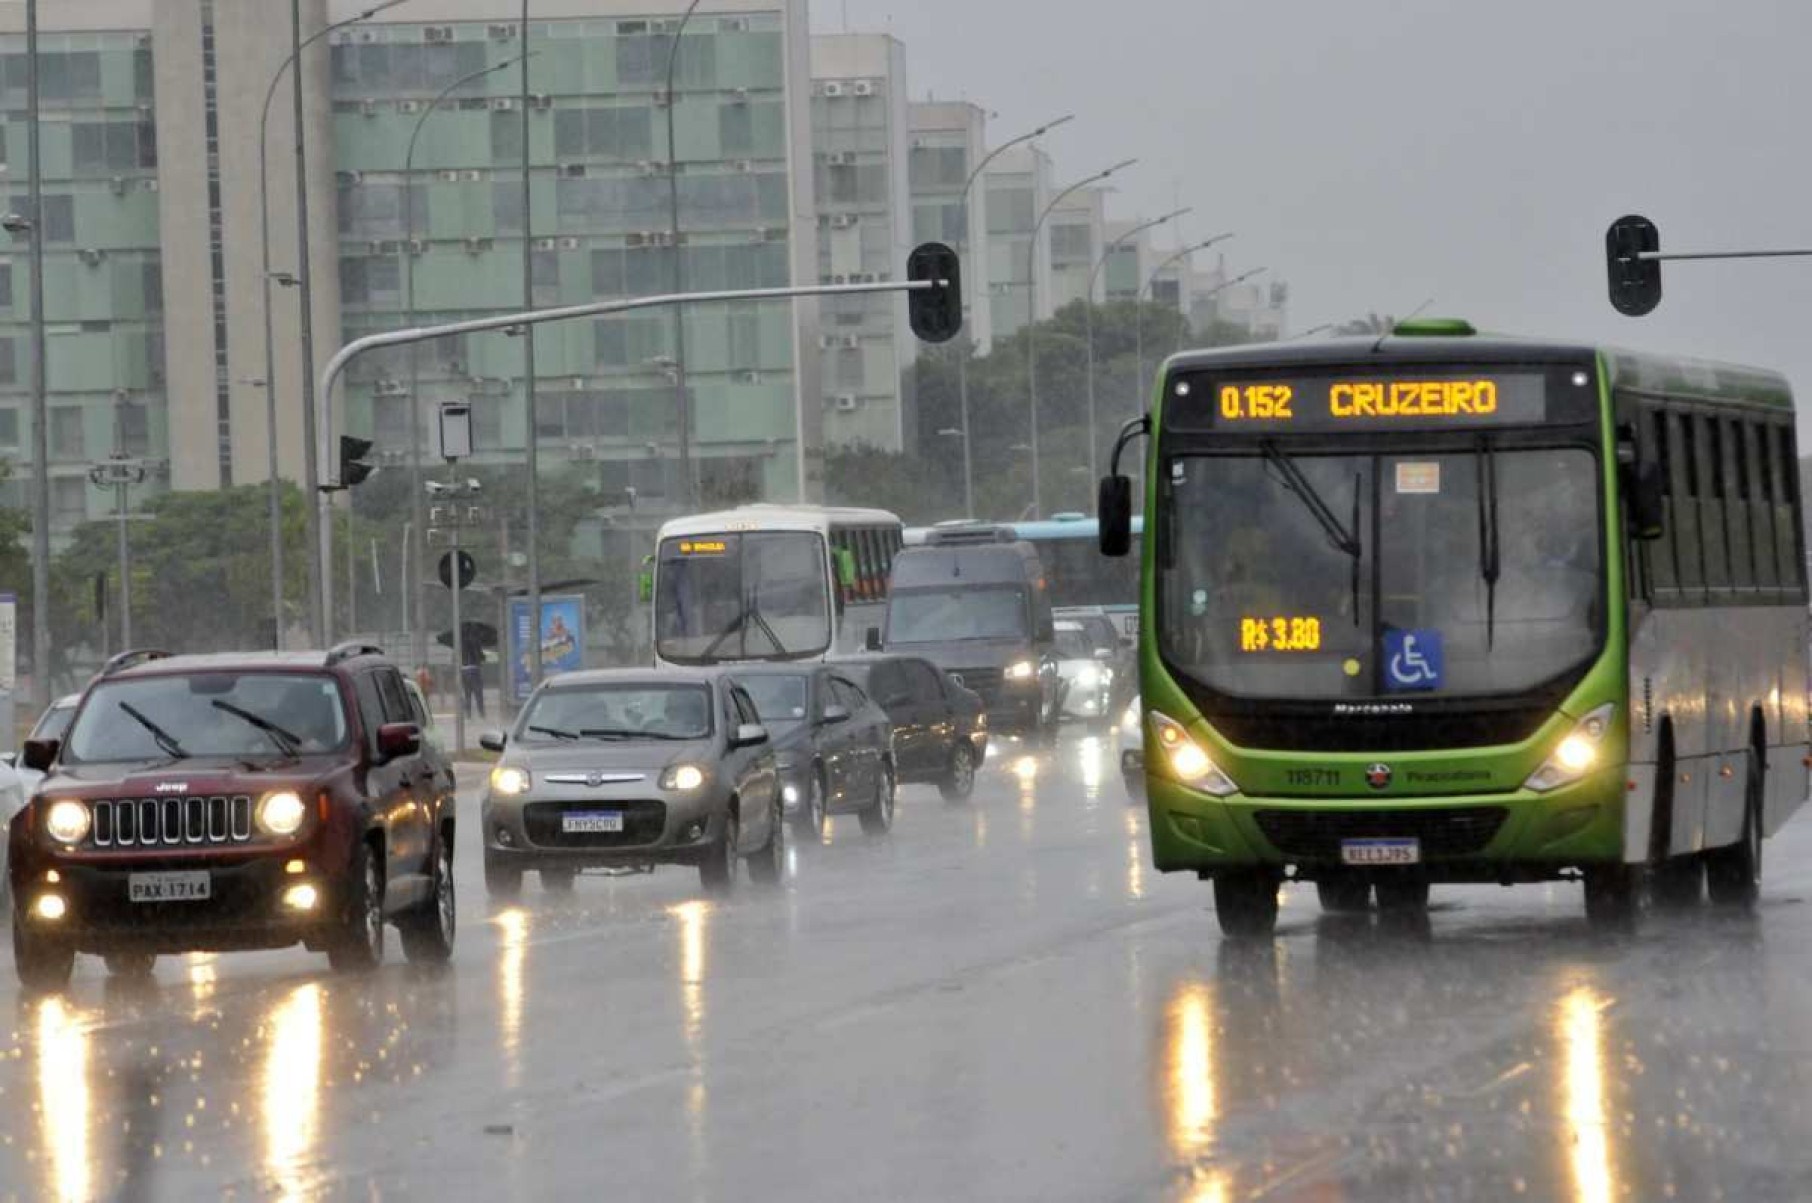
[339,435,375,488]
[1606,214,1662,317]
[906,241,962,343]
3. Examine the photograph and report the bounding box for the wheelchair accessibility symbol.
[1384,628,1444,692]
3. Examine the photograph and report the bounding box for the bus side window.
[1666,411,1704,600]
[1747,423,1781,594]
[856,529,875,600]
[1643,409,1678,597]
[1770,424,1805,596]
[1723,417,1755,592]
[1697,414,1731,594]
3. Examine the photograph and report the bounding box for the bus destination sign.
[1174,371,1551,432]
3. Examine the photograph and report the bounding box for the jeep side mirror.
[375,722,422,761]
[479,730,507,753]
[1099,475,1133,556]
[20,739,57,773]
[864,626,882,652]
[1627,458,1665,541]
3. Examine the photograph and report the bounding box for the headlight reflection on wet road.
[35,998,92,1203]
[261,982,324,1202]
[1560,985,1615,1203]
[495,907,530,1088]
[1164,983,1232,1202]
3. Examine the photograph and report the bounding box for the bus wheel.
[1374,878,1430,913]
[1706,749,1763,910]
[1583,865,1642,933]
[1650,855,1704,910]
[1212,872,1279,939]
[1315,875,1371,914]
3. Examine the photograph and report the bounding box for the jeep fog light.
[282,883,319,911]
[35,894,66,921]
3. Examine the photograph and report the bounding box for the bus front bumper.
[1145,770,1627,883]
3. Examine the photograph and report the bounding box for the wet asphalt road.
[3,732,1812,1202]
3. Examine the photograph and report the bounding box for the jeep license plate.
[1340,838,1420,866]
[128,871,211,903]
[562,811,624,834]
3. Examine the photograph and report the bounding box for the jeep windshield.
[61,673,350,764]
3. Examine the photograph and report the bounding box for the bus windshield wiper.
[1476,436,1502,649]
[745,600,789,656]
[119,701,188,760]
[701,598,790,659]
[701,607,748,659]
[1261,442,1365,624]
[211,700,302,758]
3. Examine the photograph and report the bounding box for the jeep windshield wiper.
[118,701,188,760]
[211,700,301,758]
[1261,441,1364,625]
[527,724,580,741]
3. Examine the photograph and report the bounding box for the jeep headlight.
[1524,704,1615,793]
[1149,712,1237,797]
[44,800,90,845]
[257,790,307,836]
[490,765,531,796]
[1004,660,1036,682]
[661,764,708,792]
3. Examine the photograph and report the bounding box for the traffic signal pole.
[312,261,961,644]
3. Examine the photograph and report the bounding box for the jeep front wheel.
[328,841,385,973]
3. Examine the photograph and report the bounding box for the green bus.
[1098,319,1810,936]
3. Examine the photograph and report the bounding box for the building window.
[0,264,11,310]
[50,406,83,459]
[9,194,74,243]
[52,477,86,525]
[0,406,16,449]
[909,146,967,189]
[118,401,149,457]
[0,337,16,384]
[554,107,654,159]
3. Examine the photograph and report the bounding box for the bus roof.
[1012,516,1145,540]
[1162,330,1793,411]
[659,503,903,539]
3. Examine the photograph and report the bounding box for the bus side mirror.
[1626,459,1665,540]
[1099,476,1133,557]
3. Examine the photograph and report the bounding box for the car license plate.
[562,811,624,834]
[1340,838,1420,866]
[128,871,211,903]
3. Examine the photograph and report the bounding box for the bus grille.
[1253,807,1508,861]
[90,796,255,848]
[1209,707,1552,753]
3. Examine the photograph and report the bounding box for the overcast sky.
[815,0,1812,433]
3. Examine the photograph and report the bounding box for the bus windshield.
[1159,445,1602,699]
[656,532,831,664]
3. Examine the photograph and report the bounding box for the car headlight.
[1005,660,1036,681]
[490,765,531,796]
[1119,700,1142,738]
[1149,712,1237,797]
[257,790,307,836]
[661,764,708,792]
[1076,666,1100,688]
[44,799,90,845]
[1524,704,1615,793]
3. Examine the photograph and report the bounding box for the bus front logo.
[1365,764,1393,790]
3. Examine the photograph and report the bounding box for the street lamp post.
[1144,265,1266,391]
[258,2,404,654]
[86,404,147,651]
[947,114,1072,523]
[23,0,49,707]
[663,0,705,511]
[1025,158,1136,520]
[1135,235,1237,404]
[1082,207,1188,483]
[403,54,526,672]
[518,0,545,691]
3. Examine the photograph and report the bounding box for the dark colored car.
[481,669,784,896]
[7,643,457,991]
[730,664,897,840]
[834,655,987,802]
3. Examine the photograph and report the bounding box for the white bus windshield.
[656,532,831,664]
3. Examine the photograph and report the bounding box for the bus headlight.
[1004,660,1036,682]
[1524,704,1615,793]
[490,766,532,796]
[1149,712,1237,797]
[44,800,90,845]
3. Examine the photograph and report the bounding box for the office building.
[981,142,1050,340]
[1046,186,1105,310]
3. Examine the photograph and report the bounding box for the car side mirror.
[1626,458,1665,541]
[732,722,769,749]
[479,730,507,753]
[821,705,851,726]
[1093,648,1113,662]
[1099,475,1134,556]
[20,739,57,773]
[376,722,422,761]
[864,626,882,652]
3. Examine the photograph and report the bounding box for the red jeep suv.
[8,644,457,989]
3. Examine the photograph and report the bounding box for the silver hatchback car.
[480,669,783,898]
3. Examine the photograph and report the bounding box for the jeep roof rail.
[97,648,172,678]
[324,641,386,668]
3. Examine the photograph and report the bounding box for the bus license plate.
[1340,838,1420,866]
[128,871,211,903]
[563,811,624,834]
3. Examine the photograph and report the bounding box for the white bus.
[652,505,905,667]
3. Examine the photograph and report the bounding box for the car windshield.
[886,586,1027,644]
[736,674,810,727]
[62,673,348,763]
[655,531,831,663]
[1158,446,1602,699]
[515,683,714,743]
[1054,628,1092,659]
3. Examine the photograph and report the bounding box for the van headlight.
[44,800,90,845]
[1524,704,1615,793]
[490,766,531,796]
[1149,712,1237,797]
[1004,660,1037,681]
[257,791,307,836]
